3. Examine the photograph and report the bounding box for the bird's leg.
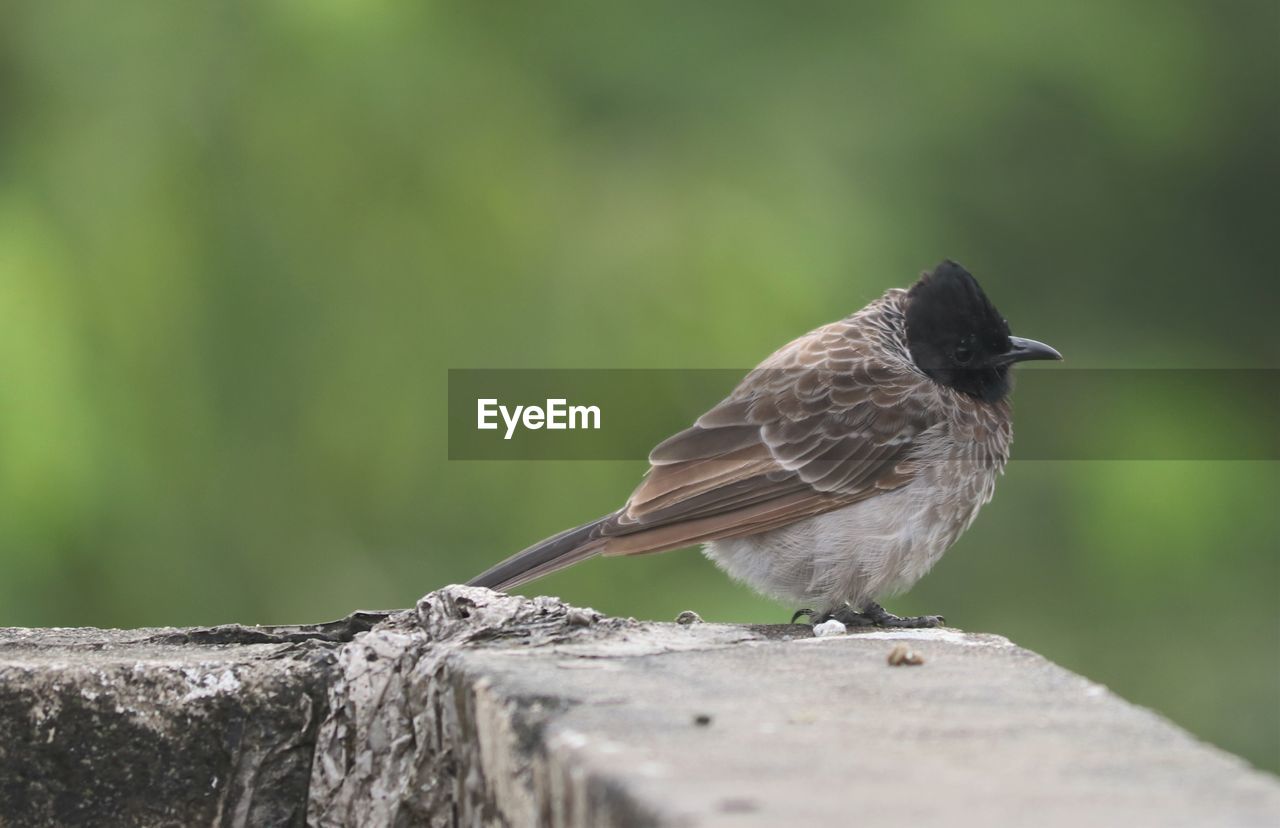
[860,601,945,629]
[792,602,945,628]
[793,604,878,627]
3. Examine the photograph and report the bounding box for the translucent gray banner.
[448,369,1278,460]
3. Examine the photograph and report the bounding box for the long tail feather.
[467,513,618,592]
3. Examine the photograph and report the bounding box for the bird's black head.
[905,260,1061,403]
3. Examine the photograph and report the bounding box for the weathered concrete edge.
[305,587,1280,826]
[3,587,1279,827]
[307,586,1280,824]
[304,587,771,826]
[0,625,350,825]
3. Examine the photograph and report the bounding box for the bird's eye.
[953,344,974,364]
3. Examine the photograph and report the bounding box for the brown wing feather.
[599,311,938,558]
[603,489,857,556]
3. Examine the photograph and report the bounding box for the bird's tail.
[467,512,618,592]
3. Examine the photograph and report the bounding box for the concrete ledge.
[1,587,1277,826]
[0,626,339,825]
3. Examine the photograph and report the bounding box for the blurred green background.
[0,1,1276,771]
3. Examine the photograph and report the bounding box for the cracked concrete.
[2,587,1278,827]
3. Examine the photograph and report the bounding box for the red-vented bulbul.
[469,260,1061,627]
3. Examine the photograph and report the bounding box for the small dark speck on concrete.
[675,611,704,625]
[693,713,712,726]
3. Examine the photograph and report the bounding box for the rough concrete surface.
[0,620,380,827]
[2,587,1278,827]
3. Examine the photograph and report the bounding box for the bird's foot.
[792,602,945,629]
[791,606,876,627]
[860,601,945,628]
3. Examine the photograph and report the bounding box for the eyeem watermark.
[450,368,1279,460]
[477,398,602,440]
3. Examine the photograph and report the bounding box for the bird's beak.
[1002,336,1062,364]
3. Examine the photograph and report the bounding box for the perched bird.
[469,261,1061,627]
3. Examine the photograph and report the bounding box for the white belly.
[703,459,999,611]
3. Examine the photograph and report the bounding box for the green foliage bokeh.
[0,1,1276,771]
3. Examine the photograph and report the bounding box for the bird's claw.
[874,613,946,628]
[790,608,816,625]
[793,602,946,629]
